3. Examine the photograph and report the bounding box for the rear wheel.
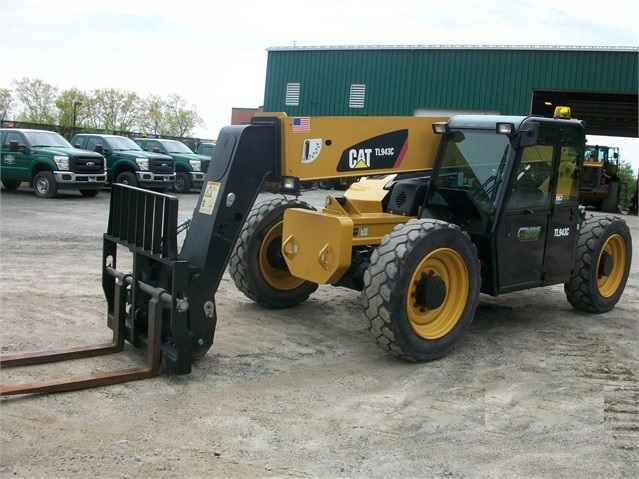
[2,179,21,190]
[33,171,58,198]
[229,197,319,308]
[601,181,620,213]
[362,219,481,361]
[115,171,138,187]
[173,172,192,193]
[565,215,632,313]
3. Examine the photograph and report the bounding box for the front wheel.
[229,197,319,308]
[564,215,632,313]
[173,172,192,193]
[115,171,138,187]
[362,219,481,362]
[33,171,58,198]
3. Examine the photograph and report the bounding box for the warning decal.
[199,181,220,215]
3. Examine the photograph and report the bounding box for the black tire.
[564,215,632,313]
[115,171,138,187]
[318,179,334,190]
[33,171,58,198]
[362,219,481,362]
[173,172,192,193]
[2,179,21,190]
[80,188,100,197]
[601,181,620,213]
[229,197,319,308]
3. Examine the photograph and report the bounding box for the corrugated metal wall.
[262,47,638,117]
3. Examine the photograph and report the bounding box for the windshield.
[429,129,511,216]
[161,140,193,154]
[24,131,72,148]
[105,136,142,151]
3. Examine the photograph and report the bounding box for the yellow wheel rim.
[259,221,306,291]
[406,248,469,340]
[596,233,626,298]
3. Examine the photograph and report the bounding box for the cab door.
[495,141,553,293]
[539,126,583,284]
[1,130,31,181]
[494,123,583,292]
[493,123,558,293]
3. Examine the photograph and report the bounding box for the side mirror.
[519,122,539,147]
[8,139,19,152]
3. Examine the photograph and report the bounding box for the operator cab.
[422,107,584,296]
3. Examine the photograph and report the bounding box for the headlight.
[53,155,69,170]
[189,160,202,172]
[136,158,149,170]
[282,176,296,189]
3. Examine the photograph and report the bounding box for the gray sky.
[1,0,638,173]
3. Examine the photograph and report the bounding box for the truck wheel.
[229,197,319,308]
[115,171,138,187]
[318,179,334,190]
[362,219,481,362]
[33,171,58,198]
[2,179,21,190]
[173,172,191,193]
[564,215,632,313]
[80,189,100,197]
[601,181,620,213]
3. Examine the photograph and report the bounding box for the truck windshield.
[162,140,193,154]
[106,136,142,151]
[24,131,72,148]
[429,129,511,217]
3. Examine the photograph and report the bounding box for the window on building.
[349,84,366,108]
[285,83,300,106]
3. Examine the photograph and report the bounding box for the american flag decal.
[292,117,310,133]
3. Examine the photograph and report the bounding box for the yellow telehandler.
[1,108,632,395]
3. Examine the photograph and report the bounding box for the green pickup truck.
[195,141,215,158]
[1,128,107,198]
[71,133,175,190]
[134,138,210,193]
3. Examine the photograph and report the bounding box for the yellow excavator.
[1,108,633,395]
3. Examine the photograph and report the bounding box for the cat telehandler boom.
[1,108,632,396]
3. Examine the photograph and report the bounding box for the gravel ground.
[0,184,637,479]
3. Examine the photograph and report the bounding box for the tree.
[0,88,13,123]
[617,160,637,207]
[138,94,168,135]
[55,88,87,128]
[1,76,204,138]
[91,88,141,133]
[165,93,204,137]
[11,78,59,124]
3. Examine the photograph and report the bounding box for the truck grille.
[202,159,211,173]
[71,156,105,173]
[150,158,174,174]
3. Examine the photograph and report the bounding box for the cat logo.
[349,148,372,169]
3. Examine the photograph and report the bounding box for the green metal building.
[262,45,638,138]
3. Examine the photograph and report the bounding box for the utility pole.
[73,101,82,132]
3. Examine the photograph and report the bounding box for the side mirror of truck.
[8,140,27,153]
[94,145,109,155]
[519,122,539,147]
